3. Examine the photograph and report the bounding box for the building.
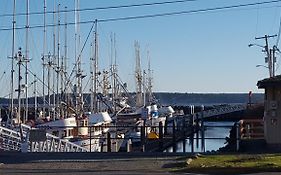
[257,75,281,147]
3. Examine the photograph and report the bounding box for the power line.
[0,0,280,31]
[99,0,281,23]
[0,0,199,18]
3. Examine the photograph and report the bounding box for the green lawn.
[170,154,281,174]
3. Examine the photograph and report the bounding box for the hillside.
[154,93,264,106]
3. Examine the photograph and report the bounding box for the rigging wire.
[63,20,96,94]
[0,0,280,31]
[0,71,6,82]
[0,0,200,18]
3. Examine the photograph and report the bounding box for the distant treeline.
[0,92,264,107]
[153,92,264,106]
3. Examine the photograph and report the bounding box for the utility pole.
[255,34,277,77]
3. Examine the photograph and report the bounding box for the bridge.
[192,104,246,120]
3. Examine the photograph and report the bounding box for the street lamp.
[248,43,265,49]
[256,64,269,69]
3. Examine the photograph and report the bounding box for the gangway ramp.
[0,124,88,152]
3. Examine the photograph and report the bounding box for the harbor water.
[166,121,234,153]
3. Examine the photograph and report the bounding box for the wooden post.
[183,116,186,153]
[236,122,240,151]
[183,139,186,153]
[191,125,194,153]
[172,120,176,152]
[201,121,205,152]
[89,126,92,152]
[127,139,132,152]
[141,125,145,152]
[164,116,168,135]
[107,132,111,152]
[101,141,104,152]
[159,121,163,152]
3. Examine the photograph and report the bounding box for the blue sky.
[0,0,280,97]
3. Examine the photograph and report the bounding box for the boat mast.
[93,19,99,113]
[147,50,153,104]
[52,0,56,120]
[10,0,16,121]
[17,48,23,124]
[110,33,114,112]
[24,0,30,123]
[33,75,37,118]
[47,53,51,117]
[143,70,146,106]
[42,0,47,118]
[110,33,118,112]
[63,6,68,116]
[90,41,94,113]
[135,41,143,108]
[75,0,83,116]
[56,3,61,118]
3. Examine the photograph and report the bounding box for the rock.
[191,153,203,159]
[186,158,193,165]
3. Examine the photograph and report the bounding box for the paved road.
[0,152,189,175]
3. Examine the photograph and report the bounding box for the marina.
[2,1,281,174]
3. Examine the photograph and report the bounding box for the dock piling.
[159,121,163,151]
[172,120,176,152]
[107,132,111,152]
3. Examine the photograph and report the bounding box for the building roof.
[257,75,281,89]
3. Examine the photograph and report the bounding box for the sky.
[0,0,281,97]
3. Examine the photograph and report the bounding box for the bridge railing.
[0,124,89,152]
[30,132,89,152]
[0,126,22,151]
[196,105,246,119]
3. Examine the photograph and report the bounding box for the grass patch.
[168,154,281,174]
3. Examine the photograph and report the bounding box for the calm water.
[166,121,234,153]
